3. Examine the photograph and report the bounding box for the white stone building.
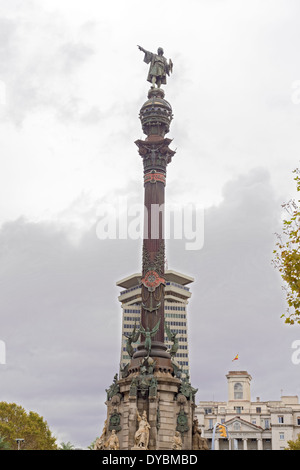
[195,370,300,450]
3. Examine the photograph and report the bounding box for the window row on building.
[124,309,140,314]
[165,305,186,311]
[165,321,187,327]
[165,313,186,319]
[123,319,189,327]
[165,281,190,291]
[123,316,140,322]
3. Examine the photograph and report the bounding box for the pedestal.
[103,370,195,450]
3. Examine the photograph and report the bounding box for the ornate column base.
[102,371,196,450]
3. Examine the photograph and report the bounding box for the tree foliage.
[87,437,99,450]
[59,441,74,450]
[286,433,300,450]
[0,435,11,450]
[273,169,300,325]
[0,402,57,450]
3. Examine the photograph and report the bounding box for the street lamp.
[15,438,24,450]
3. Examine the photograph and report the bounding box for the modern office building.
[117,269,194,376]
[195,370,300,450]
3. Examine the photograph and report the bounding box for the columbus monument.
[98,46,199,451]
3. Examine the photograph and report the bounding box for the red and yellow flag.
[232,354,239,361]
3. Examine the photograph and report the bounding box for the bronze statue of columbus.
[138,45,173,88]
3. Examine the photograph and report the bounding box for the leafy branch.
[273,169,300,325]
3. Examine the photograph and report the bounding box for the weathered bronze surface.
[139,318,161,359]
[123,321,140,358]
[138,46,173,88]
[165,321,179,357]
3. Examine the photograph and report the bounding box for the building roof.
[226,371,252,379]
[116,269,194,289]
[224,416,264,431]
[165,270,194,286]
[227,371,250,375]
[116,273,141,289]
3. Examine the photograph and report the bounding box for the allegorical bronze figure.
[138,45,173,88]
[123,321,140,358]
[165,320,179,357]
[139,318,161,359]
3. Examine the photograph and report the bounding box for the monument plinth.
[99,47,198,451]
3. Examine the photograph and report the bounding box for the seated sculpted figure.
[172,431,183,450]
[104,430,119,451]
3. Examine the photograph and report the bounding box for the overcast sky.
[0,0,300,448]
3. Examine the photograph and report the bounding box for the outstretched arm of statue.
[139,324,146,336]
[137,45,146,53]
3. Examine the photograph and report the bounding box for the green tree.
[0,435,11,450]
[286,433,300,450]
[87,437,99,450]
[59,441,74,450]
[273,168,300,325]
[0,402,57,450]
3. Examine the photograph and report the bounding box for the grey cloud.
[58,42,95,73]
[167,167,299,401]
[0,216,139,446]
[0,10,97,125]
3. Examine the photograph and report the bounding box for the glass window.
[234,383,243,399]
[264,419,270,429]
[234,406,243,414]
[278,416,284,424]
